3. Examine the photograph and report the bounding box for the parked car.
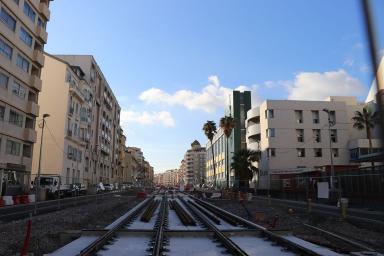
[104,183,114,191]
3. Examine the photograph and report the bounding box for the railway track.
[48,192,380,256]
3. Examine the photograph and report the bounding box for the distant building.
[181,140,206,187]
[246,96,382,190]
[206,91,251,187]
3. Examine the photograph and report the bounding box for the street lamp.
[36,113,50,201]
[322,109,335,190]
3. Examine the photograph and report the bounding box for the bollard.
[307,198,312,213]
[340,198,348,220]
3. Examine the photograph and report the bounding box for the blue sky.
[45,0,383,173]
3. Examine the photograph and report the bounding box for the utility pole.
[36,114,50,202]
[323,109,335,190]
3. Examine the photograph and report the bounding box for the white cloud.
[286,69,367,100]
[120,110,175,127]
[140,76,242,113]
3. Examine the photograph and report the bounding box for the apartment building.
[49,55,121,185]
[181,140,206,187]
[246,96,382,189]
[154,169,179,187]
[206,91,251,187]
[31,54,91,186]
[0,0,51,195]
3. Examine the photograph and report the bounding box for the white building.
[246,96,381,189]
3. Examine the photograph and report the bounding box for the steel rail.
[192,195,323,256]
[78,197,152,256]
[171,199,196,226]
[188,200,221,225]
[151,196,168,256]
[180,196,249,256]
[141,199,160,222]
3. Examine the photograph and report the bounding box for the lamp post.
[322,109,335,190]
[36,113,50,201]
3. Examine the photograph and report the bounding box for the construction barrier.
[3,196,13,206]
[0,197,4,207]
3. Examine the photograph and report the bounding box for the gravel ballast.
[0,193,142,256]
[207,197,384,253]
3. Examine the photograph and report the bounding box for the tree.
[351,106,379,168]
[203,121,217,187]
[230,149,259,191]
[220,116,235,188]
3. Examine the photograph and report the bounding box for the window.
[296,129,304,142]
[314,148,322,157]
[0,72,8,89]
[331,129,337,143]
[313,129,321,143]
[0,38,13,60]
[67,145,73,159]
[19,27,32,47]
[297,148,305,157]
[12,82,26,99]
[22,144,32,158]
[0,105,5,121]
[0,8,16,31]
[267,148,276,157]
[37,18,45,29]
[13,0,19,5]
[295,110,303,124]
[16,54,29,72]
[9,109,23,127]
[312,110,319,124]
[265,109,274,119]
[23,2,36,23]
[6,139,21,156]
[266,128,275,138]
[329,111,336,125]
[332,148,339,157]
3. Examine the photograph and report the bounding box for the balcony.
[39,2,50,20]
[36,26,48,43]
[26,101,40,116]
[33,50,45,67]
[30,75,42,91]
[23,128,37,143]
[247,123,260,136]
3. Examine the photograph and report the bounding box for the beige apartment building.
[32,54,121,186]
[31,54,91,186]
[246,96,381,189]
[181,140,206,187]
[0,0,51,195]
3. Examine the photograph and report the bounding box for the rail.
[78,197,151,256]
[180,196,249,256]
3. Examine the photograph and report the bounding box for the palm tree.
[351,106,379,168]
[220,116,235,188]
[230,149,259,191]
[203,121,217,187]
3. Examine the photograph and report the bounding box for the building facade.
[31,54,91,186]
[0,0,51,195]
[246,96,382,189]
[42,55,121,186]
[181,140,206,187]
[206,90,251,187]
